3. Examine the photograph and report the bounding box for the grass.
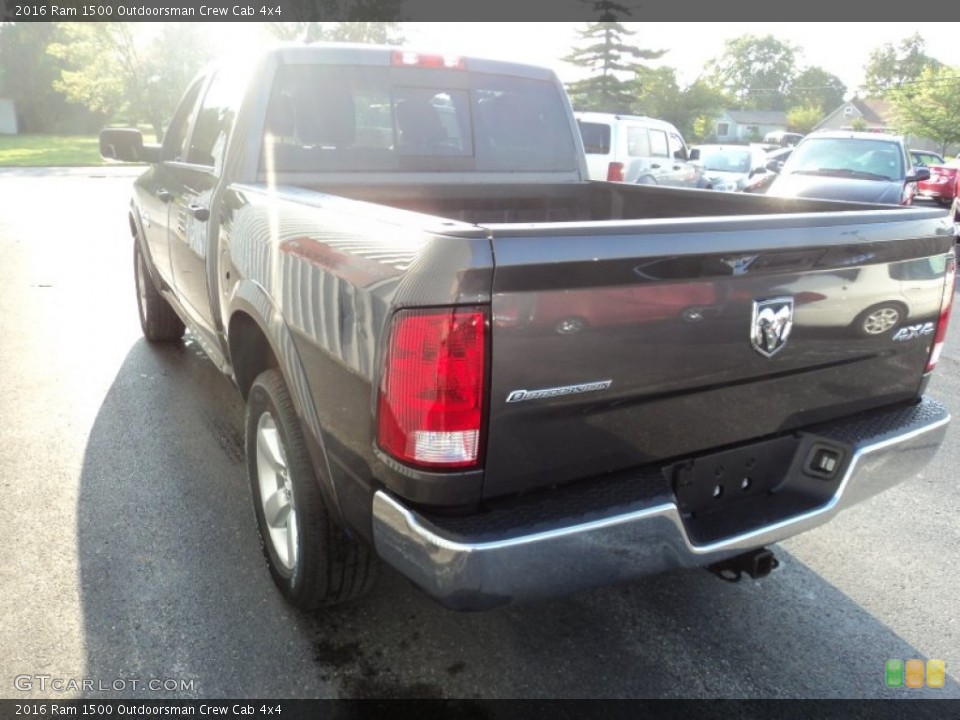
[0,134,108,167]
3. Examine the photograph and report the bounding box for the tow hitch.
[708,548,779,582]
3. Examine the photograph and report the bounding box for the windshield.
[260,64,577,174]
[783,138,904,181]
[696,147,753,174]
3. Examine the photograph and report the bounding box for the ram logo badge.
[892,322,935,342]
[751,297,794,358]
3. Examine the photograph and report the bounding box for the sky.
[204,22,960,101]
[398,22,960,96]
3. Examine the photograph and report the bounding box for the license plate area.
[668,434,848,545]
[672,436,800,516]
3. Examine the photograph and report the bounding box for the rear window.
[261,64,577,173]
[578,121,610,155]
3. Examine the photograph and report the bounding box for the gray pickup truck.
[101,44,955,612]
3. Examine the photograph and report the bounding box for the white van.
[575,111,708,188]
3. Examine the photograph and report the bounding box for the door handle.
[650,163,661,170]
[188,204,210,222]
[157,189,172,203]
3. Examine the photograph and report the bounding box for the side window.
[668,133,687,161]
[648,129,669,158]
[163,79,205,162]
[188,69,243,172]
[626,127,650,157]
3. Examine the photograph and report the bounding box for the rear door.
[483,210,952,499]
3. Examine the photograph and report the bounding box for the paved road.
[1,168,957,699]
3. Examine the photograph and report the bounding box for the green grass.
[0,134,108,167]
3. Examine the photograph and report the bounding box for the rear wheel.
[246,368,378,609]
[134,241,185,342]
[936,197,952,208]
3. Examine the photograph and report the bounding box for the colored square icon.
[926,659,945,689]
[905,659,925,688]
[885,659,904,687]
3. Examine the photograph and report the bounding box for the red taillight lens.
[607,162,625,182]
[378,308,487,468]
[927,255,956,373]
[391,50,465,69]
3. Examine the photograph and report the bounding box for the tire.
[936,197,952,208]
[636,175,658,186]
[134,240,185,342]
[246,368,378,609]
[854,303,904,337]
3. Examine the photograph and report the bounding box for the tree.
[48,23,213,140]
[786,67,846,115]
[890,65,960,155]
[0,23,99,133]
[706,34,798,111]
[862,33,940,99]
[265,21,403,44]
[786,104,823,134]
[632,67,728,140]
[563,21,666,113]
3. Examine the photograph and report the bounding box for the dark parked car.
[767,131,930,205]
[911,150,960,208]
[743,146,794,194]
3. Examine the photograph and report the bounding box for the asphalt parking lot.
[0,168,957,700]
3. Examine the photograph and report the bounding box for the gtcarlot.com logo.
[14,675,196,693]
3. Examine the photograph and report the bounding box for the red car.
[912,150,960,207]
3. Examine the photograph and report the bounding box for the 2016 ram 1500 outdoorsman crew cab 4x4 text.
[100,45,955,611]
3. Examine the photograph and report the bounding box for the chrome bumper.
[372,398,950,610]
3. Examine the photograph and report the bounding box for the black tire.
[636,175,658,185]
[853,302,905,338]
[134,240,185,342]
[936,197,952,208]
[246,368,378,609]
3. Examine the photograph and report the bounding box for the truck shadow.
[77,338,959,699]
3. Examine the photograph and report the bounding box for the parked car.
[743,147,794,194]
[772,256,948,337]
[911,150,959,208]
[690,144,770,192]
[767,131,930,204]
[762,130,804,148]
[575,111,709,187]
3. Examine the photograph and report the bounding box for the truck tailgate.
[484,210,954,498]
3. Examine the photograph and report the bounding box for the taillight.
[607,162,625,182]
[378,308,487,469]
[927,255,957,373]
[391,50,465,69]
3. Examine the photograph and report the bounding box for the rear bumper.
[372,398,950,610]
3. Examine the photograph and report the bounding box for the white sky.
[400,22,960,96]
[210,22,960,99]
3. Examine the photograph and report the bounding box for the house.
[815,98,955,155]
[0,99,17,134]
[814,98,892,133]
[712,110,788,144]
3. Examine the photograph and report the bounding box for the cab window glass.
[578,122,610,154]
[649,129,669,158]
[188,69,245,172]
[163,79,205,162]
[626,127,650,157]
[668,133,686,160]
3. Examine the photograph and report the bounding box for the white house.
[712,110,788,143]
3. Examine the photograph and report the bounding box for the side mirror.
[99,128,161,163]
[906,167,931,183]
[688,148,700,161]
[765,159,783,173]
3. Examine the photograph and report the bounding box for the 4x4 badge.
[751,297,794,358]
